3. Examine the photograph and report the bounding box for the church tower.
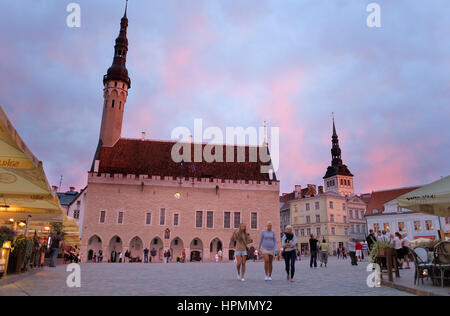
[98,1,131,148]
[323,115,354,196]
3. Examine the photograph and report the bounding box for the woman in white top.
[393,232,404,268]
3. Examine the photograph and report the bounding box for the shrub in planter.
[8,236,34,273]
[369,241,394,263]
[0,226,15,246]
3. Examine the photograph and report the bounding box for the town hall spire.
[97,0,131,148]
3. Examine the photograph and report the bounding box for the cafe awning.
[0,106,63,223]
[62,216,81,247]
[397,175,450,218]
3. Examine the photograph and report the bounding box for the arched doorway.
[129,236,143,262]
[150,237,163,262]
[170,237,184,262]
[190,238,203,262]
[87,235,102,261]
[210,238,223,261]
[229,240,236,260]
[108,235,123,263]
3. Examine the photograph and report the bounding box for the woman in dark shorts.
[393,232,404,268]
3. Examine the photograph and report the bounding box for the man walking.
[309,234,318,268]
[49,231,62,267]
[144,247,149,263]
[366,229,377,252]
[348,238,358,266]
[150,248,157,263]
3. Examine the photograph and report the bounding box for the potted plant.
[369,241,394,262]
[0,226,15,246]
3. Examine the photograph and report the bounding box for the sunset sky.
[1,0,449,194]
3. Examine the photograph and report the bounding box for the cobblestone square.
[0,257,412,296]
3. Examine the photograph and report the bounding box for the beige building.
[80,6,280,262]
[290,189,350,253]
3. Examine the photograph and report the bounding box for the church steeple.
[323,114,354,196]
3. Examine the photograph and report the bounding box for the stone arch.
[108,235,123,263]
[129,236,143,261]
[209,237,223,261]
[150,236,164,262]
[170,237,184,262]
[189,238,203,262]
[87,235,102,261]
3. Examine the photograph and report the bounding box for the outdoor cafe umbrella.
[62,215,81,247]
[397,175,450,218]
[0,106,63,223]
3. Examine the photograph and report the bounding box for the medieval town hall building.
[80,5,280,262]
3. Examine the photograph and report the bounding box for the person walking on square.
[393,232,404,268]
[150,248,157,263]
[166,249,171,263]
[258,221,278,281]
[309,234,318,268]
[282,225,297,282]
[355,241,363,262]
[144,247,149,263]
[230,223,253,282]
[49,231,62,267]
[366,229,377,252]
[402,234,411,269]
[319,238,329,268]
[347,238,357,266]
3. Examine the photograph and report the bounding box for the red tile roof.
[365,187,420,215]
[97,138,276,182]
[279,186,317,203]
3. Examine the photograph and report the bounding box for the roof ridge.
[118,137,268,148]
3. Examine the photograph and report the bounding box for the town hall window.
[196,211,203,228]
[160,208,166,225]
[329,201,334,209]
[234,212,241,229]
[224,212,231,229]
[206,211,214,228]
[118,211,123,224]
[315,201,320,210]
[99,211,106,223]
[145,212,151,225]
[251,212,258,229]
[173,213,179,227]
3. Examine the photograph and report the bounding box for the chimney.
[69,187,76,192]
[189,135,193,143]
[141,132,146,140]
[294,185,302,192]
[318,186,324,194]
[307,184,317,195]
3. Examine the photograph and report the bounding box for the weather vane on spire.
[332,112,335,122]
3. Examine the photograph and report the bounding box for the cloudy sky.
[1,0,448,194]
